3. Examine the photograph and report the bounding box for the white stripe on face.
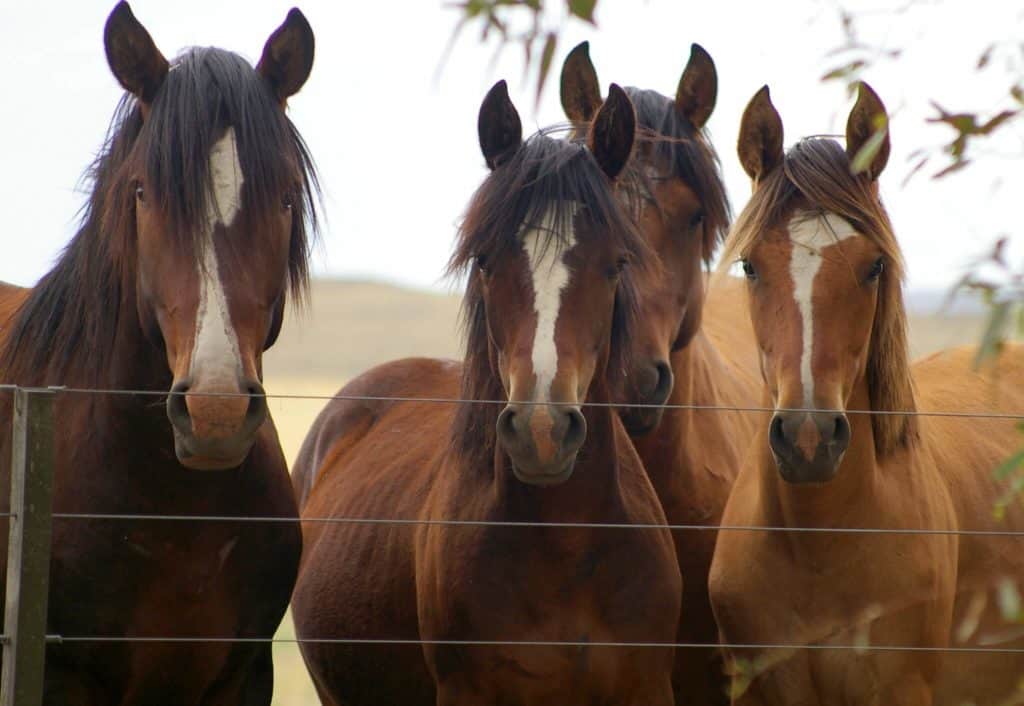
[521,206,577,402]
[786,211,860,407]
[190,127,244,387]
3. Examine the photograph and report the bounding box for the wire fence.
[5,382,1024,661]
[5,382,1024,420]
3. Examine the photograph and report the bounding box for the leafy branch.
[443,0,598,108]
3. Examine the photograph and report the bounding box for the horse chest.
[52,522,244,632]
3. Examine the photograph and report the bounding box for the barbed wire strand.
[1,384,1024,420]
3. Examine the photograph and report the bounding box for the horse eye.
[282,193,294,211]
[608,256,629,279]
[741,259,757,280]
[867,257,884,282]
[135,184,145,204]
[475,254,489,275]
[689,211,705,229]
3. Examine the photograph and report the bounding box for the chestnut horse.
[289,41,757,706]
[0,4,317,703]
[559,42,761,706]
[708,83,1024,705]
[292,82,681,706]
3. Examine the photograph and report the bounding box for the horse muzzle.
[166,377,268,470]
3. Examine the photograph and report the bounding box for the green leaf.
[568,0,598,23]
[535,31,557,110]
[821,60,865,82]
[994,448,1024,480]
[850,123,887,175]
[932,159,971,180]
[901,154,929,188]
[973,299,1011,370]
[998,578,1023,623]
[977,110,1019,136]
[977,44,994,70]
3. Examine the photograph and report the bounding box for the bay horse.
[559,42,762,706]
[0,3,317,703]
[292,82,682,706]
[708,82,1024,705]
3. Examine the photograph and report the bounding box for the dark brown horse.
[0,4,317,703]
[292,82,681,706]
[559,42,761,706]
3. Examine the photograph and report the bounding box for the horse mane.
[622,87,731,265]
[446,129,650,471]
[1,47,319,388]
[720,137,916,457]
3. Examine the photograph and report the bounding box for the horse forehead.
[786,211,860,253]
[207,127,244,228]
[520,205,580,275]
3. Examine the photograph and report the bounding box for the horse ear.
[104,1,168,104]
[478,80,523,170]
[846,81,890,181]
[257,8,315,105]
[675,43,717,129]
[588,83,636,181]
[737,85,784,182]
[560,41,602,123]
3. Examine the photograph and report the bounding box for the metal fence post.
[1,387,56,706]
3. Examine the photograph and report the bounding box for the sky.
[1,0,1021,297]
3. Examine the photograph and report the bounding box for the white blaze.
[521,206,577,402]
[787,211,860,407]
[190,127,244,386]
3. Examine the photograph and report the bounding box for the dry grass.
[262,278,988,705]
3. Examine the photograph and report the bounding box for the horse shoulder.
[292,356,461,509]
[913,344,1024,523]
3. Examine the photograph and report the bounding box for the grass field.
[260,278,989,705]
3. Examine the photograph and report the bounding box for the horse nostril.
[496,406,519,445]
[167,379,192,430]
[768,414,787,453]
[562,407,587,452]
[831,414,851,448]
[243,379,268,427]
[652,360,673,402]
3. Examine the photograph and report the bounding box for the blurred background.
[3,1,1021,702]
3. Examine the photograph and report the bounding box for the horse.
[559,42,762,706]
[288,41,756,706]
[291,81,682,706]
[0,3,317,703]
[707,82,1024,705]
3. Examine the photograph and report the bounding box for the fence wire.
[3,383,1024,420]
[31,635,1024,654]
[5,383,1024,656]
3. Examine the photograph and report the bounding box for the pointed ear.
[675,43,717,129]
[588,83,636,181]
[478,80,522,170]
[257,8,315,105]
[104,1,168,104]
[560,41,602,123]
[737,85,784,182]
[846,81,890,181]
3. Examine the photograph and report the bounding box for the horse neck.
[495,378,626,525]
[53,267,172,432]
[764,376,881,535]
[633,331,752,516]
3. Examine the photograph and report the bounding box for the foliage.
[443,0,598,108]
